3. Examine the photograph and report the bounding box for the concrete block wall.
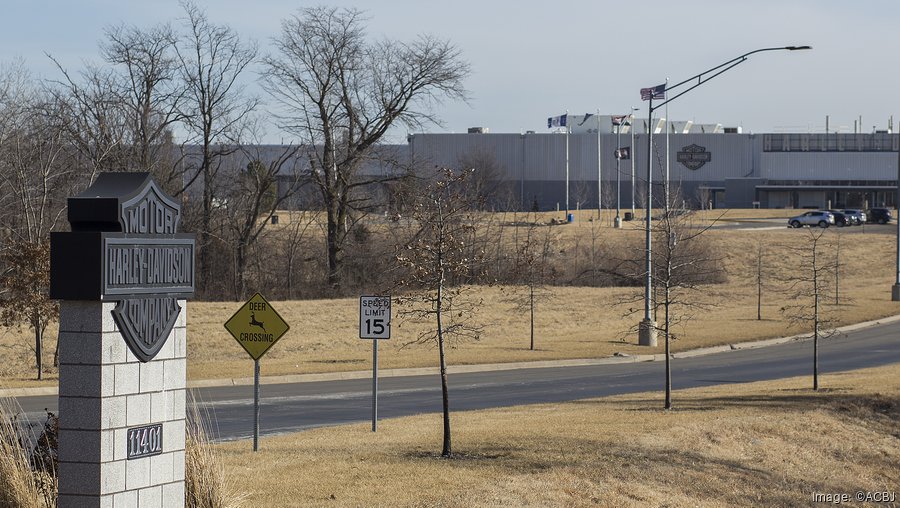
[58,300,186,508]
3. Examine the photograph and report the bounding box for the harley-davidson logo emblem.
[112,298,181,362]
[120,180,181,234]
[677,144,711,170]
[51,173,194,362]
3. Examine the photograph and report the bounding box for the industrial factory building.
[249,113,900,212]
[407,117,900,211]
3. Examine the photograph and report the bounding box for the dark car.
[868,208,893,224]
[841,209,865,225]
[826,210,850,227]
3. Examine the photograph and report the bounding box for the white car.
[788,211,835,228]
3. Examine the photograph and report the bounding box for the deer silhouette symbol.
[249,312,266,333]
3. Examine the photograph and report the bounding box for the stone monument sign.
[50,172,194,507]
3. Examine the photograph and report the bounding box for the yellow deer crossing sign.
[224,293,290,360]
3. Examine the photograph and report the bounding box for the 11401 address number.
[127,424,163,459]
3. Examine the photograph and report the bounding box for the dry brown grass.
[0,399,55,508]
[180,223,900,382]
[217,364,900,507]
[2,211,899,387]
[185,401,245,508]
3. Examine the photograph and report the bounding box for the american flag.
[611,115,628,126]
[640,83,666,101]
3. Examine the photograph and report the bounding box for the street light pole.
[639,96,656,345]
[894,143,900,300]
[615,121,622,228]
[638,45,811,347]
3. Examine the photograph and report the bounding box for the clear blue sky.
[3,0,898,140]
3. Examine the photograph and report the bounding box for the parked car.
[841,209,865,225]
[826,210,850,227]
[868,208,893,224]
[788,210,835,228]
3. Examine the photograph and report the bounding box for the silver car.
[841,209,865,225]
[788,210,835,228]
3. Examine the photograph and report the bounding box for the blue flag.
[547,114,567,128]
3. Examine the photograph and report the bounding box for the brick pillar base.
[57,300,186,508]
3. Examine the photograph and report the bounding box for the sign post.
[372,340,378,432]
[224,293,290,451]
[359,296,391,432]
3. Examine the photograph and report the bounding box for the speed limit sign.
[359,296,391,339]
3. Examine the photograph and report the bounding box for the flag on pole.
[640,83,666,101]
[615,147,631,160]
[548,114,567,128]
[611,115,628,126]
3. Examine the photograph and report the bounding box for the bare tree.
[176,1,258,293]
[653,208,724,408]
[457,149,508,210]
[505,215,556,350]
[395,168,484,458]
[0,66,71,377]
[262,6,470,289]
[571,180,592,215]
[101,21,185,184]
[780,229,837,391]
[46,59,130,180]
[223,146,301,298]
[282,211,321,300]
[695,187,712,210]
[616,201,725,409]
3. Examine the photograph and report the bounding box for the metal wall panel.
[760,152,897,180]
[410,132,763,185]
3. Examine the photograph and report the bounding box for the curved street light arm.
[650,46,812,113]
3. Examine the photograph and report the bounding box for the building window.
[763,133,897,152]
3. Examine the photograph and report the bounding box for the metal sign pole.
[253,359,260,451]
[372,339,379,432]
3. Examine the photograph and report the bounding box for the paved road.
[15,321,900,442]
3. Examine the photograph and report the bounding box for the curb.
[5,313,900,398]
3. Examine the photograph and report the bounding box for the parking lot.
[709,217,896,233]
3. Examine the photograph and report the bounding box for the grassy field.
[2,210,899,387]
[215,364,900,507]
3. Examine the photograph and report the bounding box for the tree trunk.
[834,238,840,306]
[757,247,762,320]
[235,242,249,299]
[33,313,43,381]
[529,284,534,351]
[436,279,451,458]
[813,247,819,391]
[813,293,819,391]
[199,160,213,295]
[53,330,59,368]
[326,216,343,290]
[287,254,294,300]
[664,288,671,410]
